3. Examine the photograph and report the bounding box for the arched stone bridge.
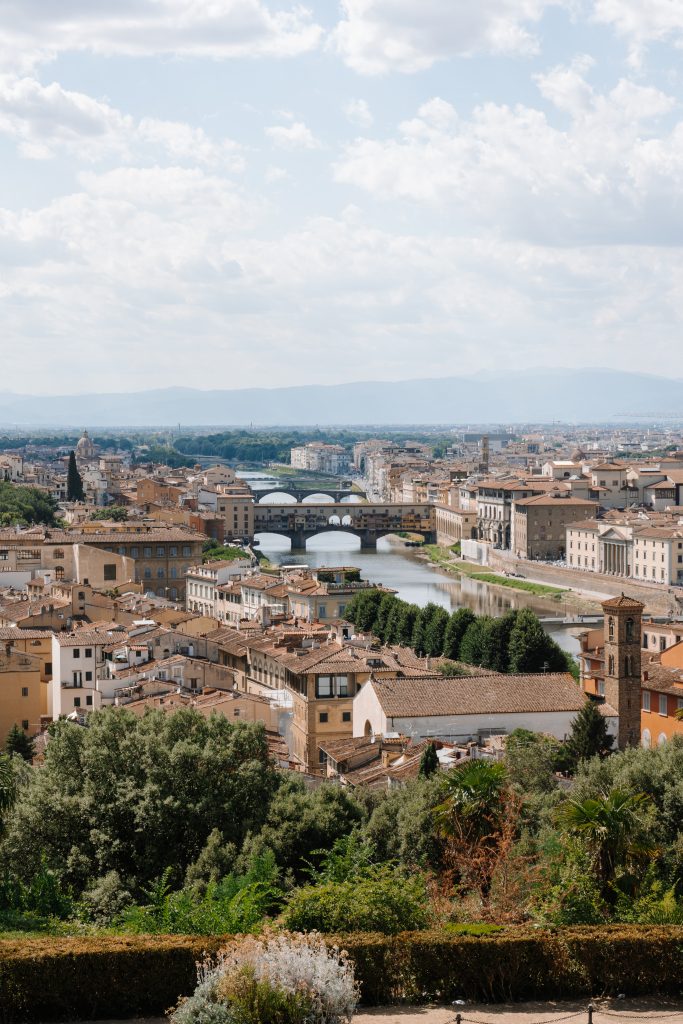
[255,487,365,503]
[252,502,436,549]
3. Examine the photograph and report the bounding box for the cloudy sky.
[1,1,683,394]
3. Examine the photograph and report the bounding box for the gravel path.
[70,999,683,1024]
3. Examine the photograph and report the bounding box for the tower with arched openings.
[602,593,644,750]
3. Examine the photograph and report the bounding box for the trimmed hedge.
[3,927,683,1022]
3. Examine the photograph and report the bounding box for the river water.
[239,472,582,655]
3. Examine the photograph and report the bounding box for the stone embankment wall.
[486,549,682,616]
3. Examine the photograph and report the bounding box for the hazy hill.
[0,369,680,427]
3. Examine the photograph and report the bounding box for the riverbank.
[421,544,603,615]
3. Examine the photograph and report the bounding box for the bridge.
[253,487,365,504]
[252,503,435,549]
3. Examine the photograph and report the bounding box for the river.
[239,471,583,655]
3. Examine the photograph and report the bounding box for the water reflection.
[254,531,581,655]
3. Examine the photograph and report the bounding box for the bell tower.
[602,594,644,750]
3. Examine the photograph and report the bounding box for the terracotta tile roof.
[369,672,585,718]
[0,627,53,639]
[602,594,646,610]
[55,630,122,647]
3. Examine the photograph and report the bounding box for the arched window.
[625,618,634,641]
[608,654,615,675]
[54,566,64,581]
[642,729,651,749]
[608,617,615,641]
[364,719,373,739]
[658,733,668,747]
[624,656,631,675]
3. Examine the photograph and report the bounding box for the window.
[608,654,615,675]
[45,662,52,675]
[144,567,152,579]
[643,690,651,711]
[319,712,328,723]
[117,546,126,556]
[625,618,634,641]
[73,648,80,659]
[103,564,117,581]
[78,592,85,600]
[318,604,327,618]
[21,687,28,697]
[157,568,165,579]
[183,545,191,556]
[85,671,92,682]
[72,671,82,686]
[74,697,81,708]
[170,567,177,579]
[316,676,333,698]
[170,546,177,557]
[342,711,351,722]
[144,546,152,557]
[21,720,28,731]
[597,680,605,696]
[659,694,668,716]
[608,617,614,640]
[156,546,165,557]
[85,648,92,658]
[131,547,139,558]
[86,695,93,706]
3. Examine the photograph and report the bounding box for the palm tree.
[556,790,656,890]
[435,760,513,901]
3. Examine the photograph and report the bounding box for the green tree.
[90,506,128,522]
[481,610,518,673]
[66,451,85,502]
[505,728,562,793]
[238,777,366,882]
[458,616,495,666]
[0,481,57,526]
[412,603,441,656]
[395,602,420,646]
[556,790,656,893]
[5,724,35,762]
[0,753,15,814]
[345,590,384,633]
[419,742,439,778]
[2,709,278,893]
[373,594,398,643]
[443,608,476,660]
[424,606,449,657]
[507,609,568,674]
[383,600,404,645]
[565,701,613,768]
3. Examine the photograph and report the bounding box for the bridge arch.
[257,491,298,504]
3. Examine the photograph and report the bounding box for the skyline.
[2,2,683,391]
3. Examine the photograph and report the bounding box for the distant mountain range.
[0,369,681,427]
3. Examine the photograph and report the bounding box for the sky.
[1,1,683,394]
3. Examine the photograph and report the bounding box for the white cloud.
[592,0,683,64]
[332,0,563,75]
[344,98,374,127]
[0,0,322,71]
[0,75,243,167]
[334,72,682,244]
[3,177,683,390]
[265,120,320,148]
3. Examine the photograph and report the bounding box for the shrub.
[170,932,358,1024]
[282,866,430,935]
[5,927,683,1019]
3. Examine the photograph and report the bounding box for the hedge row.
[3,927,683,1022]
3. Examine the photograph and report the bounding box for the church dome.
[76,429,96,460]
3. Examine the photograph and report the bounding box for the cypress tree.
[419,742,439,778]
[565,701,613,767]
[66,451,85,502]
[443,608,476,660]
[5,723,35,762]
